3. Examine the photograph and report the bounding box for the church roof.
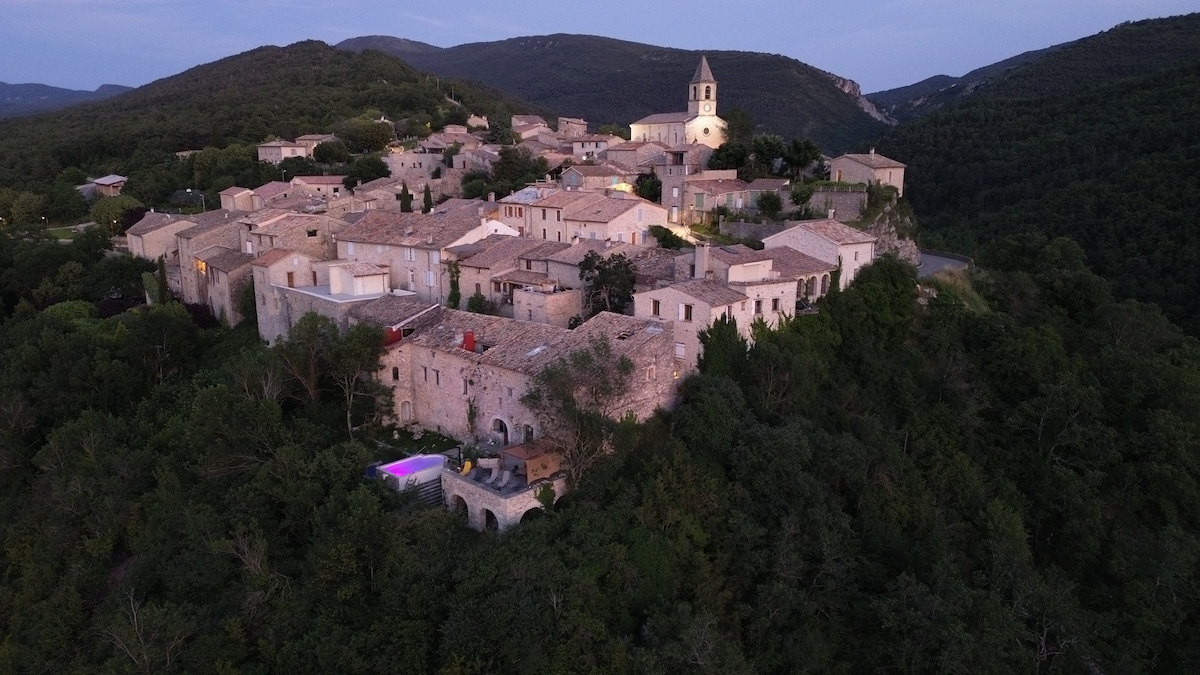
[631,112,690,126]
[691,56,715,83]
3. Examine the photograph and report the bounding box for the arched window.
[805,277,815,298]
[692,86,696,99]
[492,418,509,446]
[821,274,830,294]
[704,85,711,100]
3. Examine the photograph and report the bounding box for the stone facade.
[442,470,566,531]
[763,219,877,290]
[513,287,582,327]
[630,57,726,149]
[829,150,906,198]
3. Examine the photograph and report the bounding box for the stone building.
[334,199,514,304]
[829,149,906,197]
[352,297,679,443]
[630,56,726,149]
[763,219,877,290]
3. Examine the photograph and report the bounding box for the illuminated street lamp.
[186,188,206,212]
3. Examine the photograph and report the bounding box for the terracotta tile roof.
[196,246,255,273]
[837,152,905,169]
[176,210,248,239]
[666,279,748,306]
[296,134,337,142]
[724,246,836,279]
[567,197,641,223]
[126,212,178,236]
[790,219,877,245]
[686,179,747,195]
[219,186,252,196]
[512,115,548,127]
[357,176,402,192]
[564,164,622,177]
[532,191,605,210]
[350,295,442,327]
[258,140,304,148]
[293,175,346,185]
[493,269,552,285]
[518,242,572,261]
[456,235,547,270]
[253,181,293,200]
[337,199,489,248]
[253,213,324,237]
[746,178,790,191]
[633,112,690,125]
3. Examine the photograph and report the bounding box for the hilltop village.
[120,57,908,529]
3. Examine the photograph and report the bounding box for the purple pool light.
[377,454,447,487]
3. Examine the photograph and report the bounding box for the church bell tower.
[688,55,717,118]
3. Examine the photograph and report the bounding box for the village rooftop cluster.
[118,58,906,529]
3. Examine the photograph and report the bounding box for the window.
[617,233,624,242]
[404,247,415,261]
[425,270,435,287]
[506,387,514,398]
[433,370,440,385]
[475,283,481,294]
[542,228,547,239]
[525,259,532,270]
[854,251,859,261]
[422,366,428,382]
[392,367,400,381]
[541,208,547,220]
[651,299,661,316]
[346,242,356,255]
[672,186,680,198]
[637,208,644,222]
[771,298,780,311]
[675,342,686,358]
[647,366,656,381]
[556,211,561,222]
[681,304,693,322]
[704,85,711,99]
[754,300,763,314]
[306,229,318,238]
[461,377,468,395]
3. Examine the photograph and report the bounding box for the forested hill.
[0,41,540,194]
[876,59,1200,333]
[0,82,131,119]
[4,221,1200,672]
[869,13,1200,121]
[336,34,889,153]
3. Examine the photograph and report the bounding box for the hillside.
[0,81,131,119]
[337,34,889,153]
[866,47,1062,122]
[0,41,541,194]
[869,13,1200,121]
[876,60,1200,333]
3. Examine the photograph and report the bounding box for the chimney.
[827,209,835,220]
[427,233,434,245]
[869,147,876,156]
[694,242,711,280]
[487,192,495,202]
[462,330,475,353]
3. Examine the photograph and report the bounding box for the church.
[629,56,727,149]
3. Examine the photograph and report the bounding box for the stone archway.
[483,508,499,531]
[451,494,467,514]
[820,274,830,295]
[400,401,412,423]
[492,418,509,446]
[804,277,815,299]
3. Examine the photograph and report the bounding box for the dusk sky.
[3,0,1199,94]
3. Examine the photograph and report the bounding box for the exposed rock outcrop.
[826,74,897,125]
[861,202,920,266]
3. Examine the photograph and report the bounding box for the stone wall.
[442,470,566,531]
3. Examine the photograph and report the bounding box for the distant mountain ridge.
[0,81,131,119]
[868,13,1200,121]
[337,33,889,153]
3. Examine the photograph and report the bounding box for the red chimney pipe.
[463,330,475,352]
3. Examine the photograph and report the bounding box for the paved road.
[918,251,971,278]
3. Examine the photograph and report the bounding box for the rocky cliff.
[860,200,920,266]
[826,74,897,125]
